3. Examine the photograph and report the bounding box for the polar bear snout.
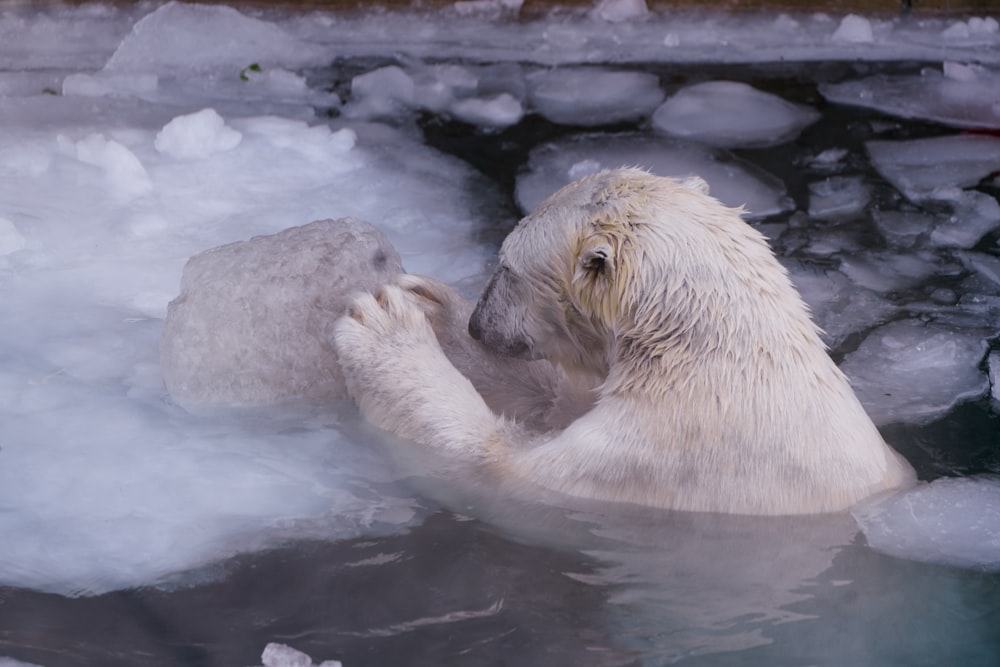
[469,265,535,359]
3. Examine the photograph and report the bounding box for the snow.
[516,134,792,218]
[0,0,999,597]
[854,476,1000,570]
[831,14,875,44]
[839,319,990,425]
[652,81,819,148]
[526,67,664,126]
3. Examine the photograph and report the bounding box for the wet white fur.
[333,168,914,515]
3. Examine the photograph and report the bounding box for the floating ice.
[526,68,663,126]
[348,65,416,119]
[70,132,152,199]
[516,133,792,219]
[821,64,1000,130]
[855,476,1000,571]
[807,175,870,220]
[154,108,242,160]
[104,1,326,73]
[0,658,44,667]
[449,92,524,127]
[831,14,875,44]
[652,81,819,148]
[926,189,1000,249]
[942,16,1000,41]
[591,0,649,23]
[990,351,1000,403]
[866,135,1000,200]
[783,260,897,348]
[256,643,343,667]
[839,319,990,425]
[838,251,939,294]
[872,209,937,249]
[161,218,403,410]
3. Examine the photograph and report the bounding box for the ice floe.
[526,67,663,126]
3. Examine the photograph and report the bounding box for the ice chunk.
[926,189,1000,249]
[872,209,937,249]
[103,1,326,73]
[347,65,416,119]
[832,15,875,44]
[866,135,1000,200]
[807,175,870,220]
[783,260,897,348]
[449,93,523,127]
[820,66,1000,130]
[258,643,342,667]
[516,133,792,219]
[591,0,648,23]
[0,658,45,667]
[652,81,819,148]
[942,16,1000,40]
[838,251,939,294]
[161,218,403,410]
[990,351,1000,403]
[526,68,663,126]
[839,318,990,425]
[0,217,26,256]
[154,108,242,160]
[855,476,1000,571]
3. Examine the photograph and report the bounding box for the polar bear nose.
[468,314,484,341]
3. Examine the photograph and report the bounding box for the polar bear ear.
[578,241,614,277]
[678,176,710,195]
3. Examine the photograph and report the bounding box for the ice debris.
[526,67,663,126]
[256,643,343,667]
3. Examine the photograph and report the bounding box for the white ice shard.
[866,135,1000,200]
[526,67,663,126]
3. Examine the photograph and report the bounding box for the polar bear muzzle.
[468,265,535,359]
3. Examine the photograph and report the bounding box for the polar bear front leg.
[332,284,502,460]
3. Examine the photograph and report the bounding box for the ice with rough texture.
[820,64,1000,130]
[256,643,343,667]
[516,133,792,219]
[855,476,1000,571]
[449,92,523,127]
[154,108,243,160]
[526,67,663,126]
[839,319,990,425]
[807,175,870,220]
[831,14,875,44]
[866,135,1000,200]
[652,81,819,148]
[990,351,1000,403]
[926,189,1000,249]
[161,218,403,410]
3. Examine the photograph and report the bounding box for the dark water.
[3,59,999,667]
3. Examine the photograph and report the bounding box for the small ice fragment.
[652,81,819,148]
[592,0,648,23]
[832,14,875,44]
[807,176,870,220]
[526,68,664,126]
[154,108,242,160]
[838,251,938,293]
[663,32,680,47]
[449,93,523,127]
[926,189,1000,249]
[866,135,1000,200]
[990,351,1000,403]
[809,147,848,166]
[348,65,416,118]
[872,210,935,249]
[76,133,152,198]
[839,318,990,425]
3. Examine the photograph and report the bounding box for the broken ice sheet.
[839,318,990,425]
[807,175,870,220]
[820,64,1000,131]
[526,67,664,126]
[866,135,1000,200]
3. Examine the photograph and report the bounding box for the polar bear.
[333,168,915,515]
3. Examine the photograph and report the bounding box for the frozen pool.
[0,2,998,666]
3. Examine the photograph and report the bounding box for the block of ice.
[831,14,875,44]
[449,92,523,127]
[526,68,663,126]
[161,218,403,410]
[807,175,870,220]
[872,209,936,249]
[926,189,1000,249]
[103,1,326,73]
[820,66,1000,130]
[591,0,648,23]
[73,132,152,199]
[347,65,416,119]
[990,351,1000,403]
[652,81,819,148]
[257,643,343,667]
[838,251,939,294]
[855,476,1000,571]
[154,108,242,160]
[866,135,1000,200]
[516,133,792,219]
[839,318,990,425]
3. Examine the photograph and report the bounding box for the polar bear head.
[469,168,816,381]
